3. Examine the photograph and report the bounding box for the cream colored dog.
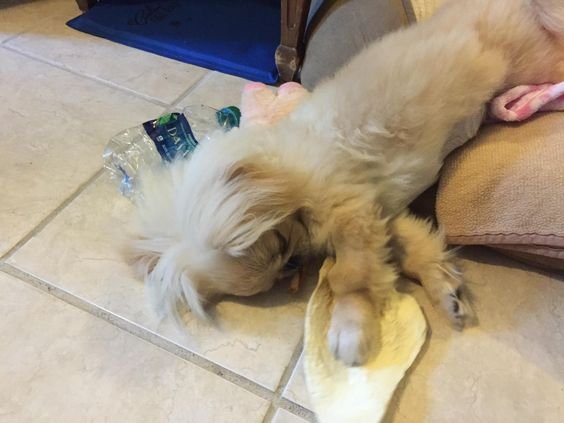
[130,0,564,366]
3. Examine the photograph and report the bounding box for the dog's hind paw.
[417,260,476,330]
[443,287,472,330]
[449,292,466,329]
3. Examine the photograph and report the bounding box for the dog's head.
[128,127,312,321]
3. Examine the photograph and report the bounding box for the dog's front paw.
[327,292,376,366]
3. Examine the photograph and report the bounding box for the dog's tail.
[531,0,564,35]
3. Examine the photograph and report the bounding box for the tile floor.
[0,1,563,422]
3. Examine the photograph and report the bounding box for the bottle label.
[142,113,198,162]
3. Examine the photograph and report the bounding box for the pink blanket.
[489,82,564,122]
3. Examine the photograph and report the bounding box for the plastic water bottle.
[103,105,240,198]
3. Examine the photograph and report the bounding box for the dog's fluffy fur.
[129,0,564,365]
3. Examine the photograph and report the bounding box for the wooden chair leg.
[276,0,312,82]
[75,0,97,12]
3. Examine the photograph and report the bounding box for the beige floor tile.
[8,176,312,389]
[0,0,68,43]
[0,272,268,422]
[176,71,253,110]
[386,249,564,423]
[0,48,162,256]
[6,2,207,104]
[272,409,310,423]
[283,353,311,410]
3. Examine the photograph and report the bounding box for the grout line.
[0,168,104,262]
[168,70,214,109]
[262,339,315,422]
[0,263,276,403]
[1,31,26,46]
[277,398,316,422]
[1,44,170,109]
[261,406,277,422]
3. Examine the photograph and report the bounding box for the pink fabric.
[240,81,564,127]
[239,82,310,128]
[489,82,564,122]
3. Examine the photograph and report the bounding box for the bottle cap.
[216,106,241,129]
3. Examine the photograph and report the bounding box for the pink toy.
[489,82,564,122]
[239,82,310,128]
[239,81,564,128]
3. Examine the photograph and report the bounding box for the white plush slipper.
[303,258,427,423]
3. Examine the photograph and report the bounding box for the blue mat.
[67,0,280,83]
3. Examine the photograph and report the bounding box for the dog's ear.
[124,237,163,277]
[126,237,209,322]
[127,161,212,322]
[210,159,307,256]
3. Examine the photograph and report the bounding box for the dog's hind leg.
[389,212,474,329]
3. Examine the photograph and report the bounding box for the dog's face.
[129,128,313,319]
[202,216,311,298]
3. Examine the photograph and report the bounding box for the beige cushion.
[406,1,564,271]
[436,113,564,269]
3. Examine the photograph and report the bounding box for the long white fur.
[129,0,564,365]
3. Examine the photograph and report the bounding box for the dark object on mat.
[67,0,280,83]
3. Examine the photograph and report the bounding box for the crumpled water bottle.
[103,105,240,198]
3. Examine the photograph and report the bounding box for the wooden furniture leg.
[75,0,97,12]
[276,0,312,82]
